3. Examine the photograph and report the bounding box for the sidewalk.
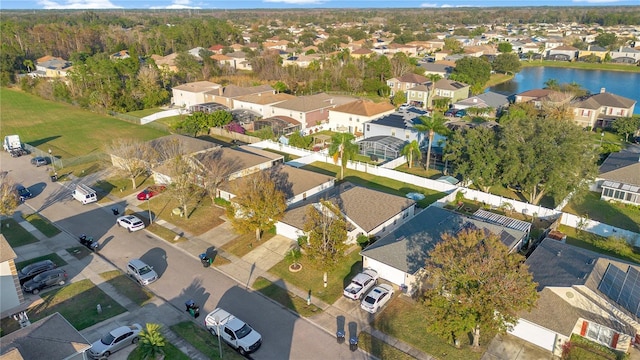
[11,214,210,360]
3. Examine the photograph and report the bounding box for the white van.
[72,184,97,204]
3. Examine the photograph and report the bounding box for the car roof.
[109,325,138,337]
[22,260,54,271]
[128,259,148,269]
[366,284,392,299]
[39,268,66,276]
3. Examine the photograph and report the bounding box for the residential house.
[265,40,290,51]
[210,54,235,68]
[417,61,454,79]
[406,84,434,110]
[270,93,357,132]
[547,45,579,61]
[578,45,608,62]
[276,182,416,244]
[387,43,418,57]
[219,164,335,206]
[226,51,253,71]
[360,206,529,293]
[171,81,222,109]
[188,47,206,60]
[282,54,321,68]
[451,91,510,118]
[110,50,131,60]
[515,88,572,110]
[208,44,225,54]
[233,92,296,118]
[0,235,23,315]
[151,53,179,73]
[610,46,640,65]
[34,56,72,78]
[363,106,436,148]
[328,99,396,135]
[350,48,374,59]
[387,73,431,97]
[432,78,471,107]
[509,239,640,357]
[204,84,275,109]
[571,89,636,128]
[594,150,640,205]
[0,313,91,360]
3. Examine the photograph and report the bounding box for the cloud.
[420,3,438,7]
[150,0,201,8]
[39,0,122,8]
[263,0,324,4]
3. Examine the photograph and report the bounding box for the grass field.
[170,321,245,360]
[22,213,61,237]
[252,277,322,317]
[15,253,68,270]
[0,88,167,159]
[100,270,155,307]
[563,192,640,233]
[0,218,39,247]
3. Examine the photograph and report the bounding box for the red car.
[136,185,166,201]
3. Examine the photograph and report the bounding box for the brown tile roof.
[517,88,554,98]
[273,93,357,112]
[173,81,221,93]
[0,235,16,263]
[351,48,374,55]
[396,73,429,84]
[330,99,395,117]
[234,92,295,105]
[280,182,415,233]
[435,78,469,90]
[210,54,233,61]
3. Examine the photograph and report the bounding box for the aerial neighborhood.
[1,7,640,360]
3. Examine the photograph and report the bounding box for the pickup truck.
[204,308,262,355]
[343,268,378,300]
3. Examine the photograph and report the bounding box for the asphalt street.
[3,152,371,360]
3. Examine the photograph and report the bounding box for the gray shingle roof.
[272,93,356,112]
[0,234,16,263]
[599,150,640,186]
[0,313,91,360]
[361,206,526,274]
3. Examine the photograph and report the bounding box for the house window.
[366,124,370,131]
[585,322,615,347]
[349,117,353,122]
[356,118,360,122]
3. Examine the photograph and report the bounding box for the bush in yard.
[137,323,166,360]
[225,122,245,134]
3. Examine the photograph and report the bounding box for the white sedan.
[116,215,145,232]
[360,284,394,314]
[87,323,142,358]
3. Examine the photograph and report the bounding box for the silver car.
[88,323,142,358]
[361,284,394,314]
[127,259,158,285]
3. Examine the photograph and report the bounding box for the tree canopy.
[422,229,539,348]
[328,133,359,180]
[450,57,491,94]
[445,127,501,192]
[492,53,522,75]
[611,117,640,142]
[414,114,449,172]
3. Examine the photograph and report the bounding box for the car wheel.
[132,337,139,344]
[128,228,131,233]
[238,347,247,356]
[209,328,217,336]
[32,288,40,295]
[104,351,111,357]
[58,280,65,286]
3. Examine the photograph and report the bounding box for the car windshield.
[101,333,116,346]
[363,296,376,305]
[235,324,253,339]
[138,266,153,275]
[31,273,45,282]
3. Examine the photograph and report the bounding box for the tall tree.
[105,138,155,189]
[492,53,521,75]
[497,42,513,53]
[303,200,348,288]
[227,170,287,241]
[445,127,500,192]
[611,117,640,142]
[401,140,422,168]
[392,91,407,107]
[422,229,539,349]
[414,114,449,172]
[328,132,359,180]
[450,57,491,95]
[0,173,19,218]
[194,149,242,204]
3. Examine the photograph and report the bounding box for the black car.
[18,260,57,285]
[16,185,33,200]
[23,268,67,294]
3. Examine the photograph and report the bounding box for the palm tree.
[328,132,358,180]
[544,78,559,90]
[414,114,449,173]
[137,323,166,360]
[401,140,422,168]
[23,59,34,72]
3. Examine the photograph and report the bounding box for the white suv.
[343,269,378,300]
[116,215,145,232]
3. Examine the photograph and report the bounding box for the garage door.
[275,221,302,241]
[364,257,406,286]
[509,318,556,351]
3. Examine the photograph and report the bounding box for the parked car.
[18,259,57,285]
[127,259,158,285]
[16,185,33,200]
[205,308,262,356]
[444,109,457,117]
[116,215,145,232]
[343,269,378,300]
[22,268,67,294]
[30,156,48,167]
[136,184,167,201]
[87,324,142,359]
[360,284,394,314]
[454,109,467,117]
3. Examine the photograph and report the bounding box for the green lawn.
[563,192,640,233]
[221,230,276,258]
[22,213,61,237]
[0,218,39,247]
[302,162,445,208]
[170,321,245,360]
[252,277,322,317]
[371,296,491,360]
[559,225,640,263]
[16,253,67,269]
[358,332,416,360]
[0,279,126,337]
[268,248,363,304]
[100,270,155,306]
[0,88,167,159]
[128,342,190,360]
[66,246,93,260]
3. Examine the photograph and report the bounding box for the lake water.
[489,67,640,115]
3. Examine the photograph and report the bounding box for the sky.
[1,0,639,10]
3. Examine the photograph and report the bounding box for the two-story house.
[204,84,275,109]
[432,78,471,107]
[172,81,222,109]
[570,89,636,128]
[515,89,572,110]
[547,45,579,61]
[451,91,510,118]
[578,45,609,62]
[609,46,640,65]
[406,84,434,109]
[363,106,445,150]
[328,99,396,135]
[387,73,431,97]
[270,93,356,132]
[232,92,296,118]
[34,55,72,78]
